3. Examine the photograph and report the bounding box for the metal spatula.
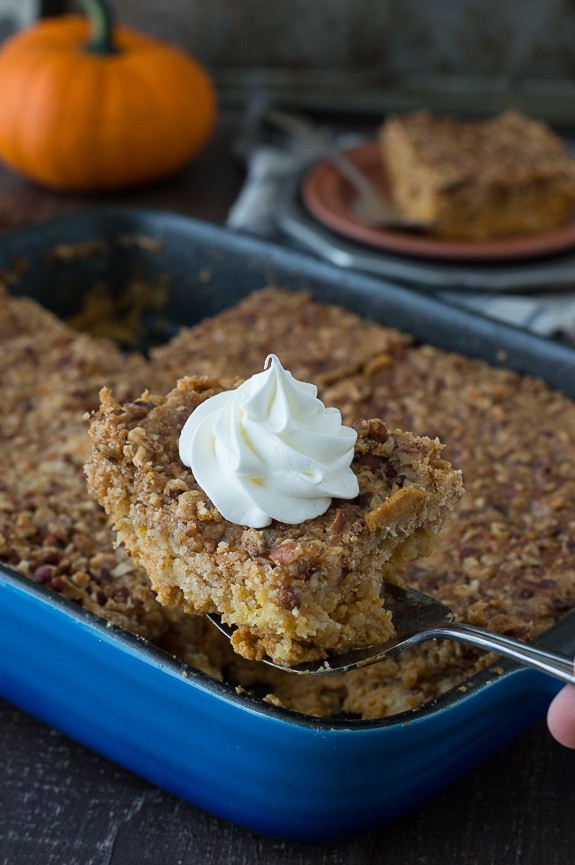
[208,582,575,681]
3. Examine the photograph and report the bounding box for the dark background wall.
[3,1,575,120]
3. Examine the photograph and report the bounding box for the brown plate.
[301,141,575,262]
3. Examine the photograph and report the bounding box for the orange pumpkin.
[0,0,217,191]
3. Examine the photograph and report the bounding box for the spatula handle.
[427,622,575,685]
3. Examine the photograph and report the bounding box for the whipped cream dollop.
[178,355,359,528]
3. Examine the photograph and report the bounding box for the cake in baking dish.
[3,284,575,719]
[379,109,575,241]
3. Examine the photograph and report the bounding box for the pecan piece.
[269,540,302,565]
[277,585,302,610]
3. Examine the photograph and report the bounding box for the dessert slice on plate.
[380,109,575,241]
[86,356,463,666]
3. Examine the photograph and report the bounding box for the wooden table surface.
[1,110,574,865]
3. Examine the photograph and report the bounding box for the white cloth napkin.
[226,139,575,344]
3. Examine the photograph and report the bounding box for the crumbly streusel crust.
[380,110,575,241]
[151,287,410,388]
[86,377,463,665]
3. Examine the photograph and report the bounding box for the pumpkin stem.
[78,0,119,55]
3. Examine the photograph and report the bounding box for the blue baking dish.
[1,208,575,841]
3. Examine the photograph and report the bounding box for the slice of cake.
[86,358,463,667]
[380,109,575,241]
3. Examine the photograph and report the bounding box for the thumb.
[547,668,575,748]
